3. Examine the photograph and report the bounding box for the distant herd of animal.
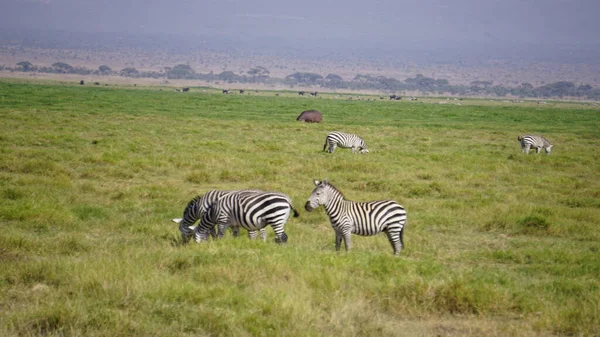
[172,108,554,255]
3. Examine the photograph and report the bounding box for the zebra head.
[358,140,369,154]
[305,179,330,211]
[545,144,554,154]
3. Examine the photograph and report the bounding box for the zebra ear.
[172,218,183,224]
[322,179,328,185]
[313,179,320,186]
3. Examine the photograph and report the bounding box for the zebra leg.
[231,226,240,237]
[274,232,288,244]
[259,228,267,241]
[335,232,343,251]
[342,232,352,252]
[194,230,210,243]
[385,229,404,255]
[217,223,230,238]
[247,230,258,240]
[524,144,531,154]
[181,233,191,245]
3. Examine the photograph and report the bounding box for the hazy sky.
[2,0,600,47]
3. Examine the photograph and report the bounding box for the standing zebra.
[172,189,265,244]
[518,135,553,154]
[323,131,369,154]
[197,191,299,244]
[305,180,407,255]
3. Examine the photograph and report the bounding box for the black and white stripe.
[196,191,299,244]
[518,135,553,154]
[172,189,265,244]
[305,180,407,255]
[323,131,369,154]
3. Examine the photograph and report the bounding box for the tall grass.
[1,79,599,336]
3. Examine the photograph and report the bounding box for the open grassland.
[1,79,599,337]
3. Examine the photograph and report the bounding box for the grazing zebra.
[196,191,299,244]
[305,180,407,255]
[323,131,369,154]
[518,135,553,154]
[172,189,265,244]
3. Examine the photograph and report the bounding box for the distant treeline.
[4,61,600,100]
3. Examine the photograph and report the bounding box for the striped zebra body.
[305,180,407,255]
[172,189,265,244]
[518,135,553,154]
[197,191,299,244]
[323,131,369,154]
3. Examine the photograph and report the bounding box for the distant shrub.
[3,188,24,200]
[516,215,550,234]
[481,218,510,231]
[563,198,600,208]
[185,170,212,184]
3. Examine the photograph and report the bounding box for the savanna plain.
[1,79,599,337]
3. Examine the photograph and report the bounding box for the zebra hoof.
[274,233,288,244]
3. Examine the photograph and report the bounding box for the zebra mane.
[180,195,204,221]
[322,181,346,200]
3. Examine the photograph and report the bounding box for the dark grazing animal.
[305,180,407,255]
[296,109,323,123]
[222,89,229,94]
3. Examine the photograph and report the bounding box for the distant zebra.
[172,189,265,244]
[323,131,369,154]
[305,180,407,255]
[196,191,299,244]
[518,135,553,154]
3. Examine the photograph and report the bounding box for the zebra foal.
[323,131,369,154]
[518,135,553,154]
[196,191,299,244]
[305,180,407,255]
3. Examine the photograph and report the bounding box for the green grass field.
[1,79,599,336]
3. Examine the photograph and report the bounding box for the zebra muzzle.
[305,201,315,212]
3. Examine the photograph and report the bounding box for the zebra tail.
[323,140,327,152]
[399,227,404,248]
[291,206,300,218]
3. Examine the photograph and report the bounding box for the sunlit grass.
[1,79,599,336]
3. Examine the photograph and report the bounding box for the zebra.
[172,189,265,244]
[518,135,553,154]
[305,180,407,255]
[196,191,299,244]
[323,131,369,154]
